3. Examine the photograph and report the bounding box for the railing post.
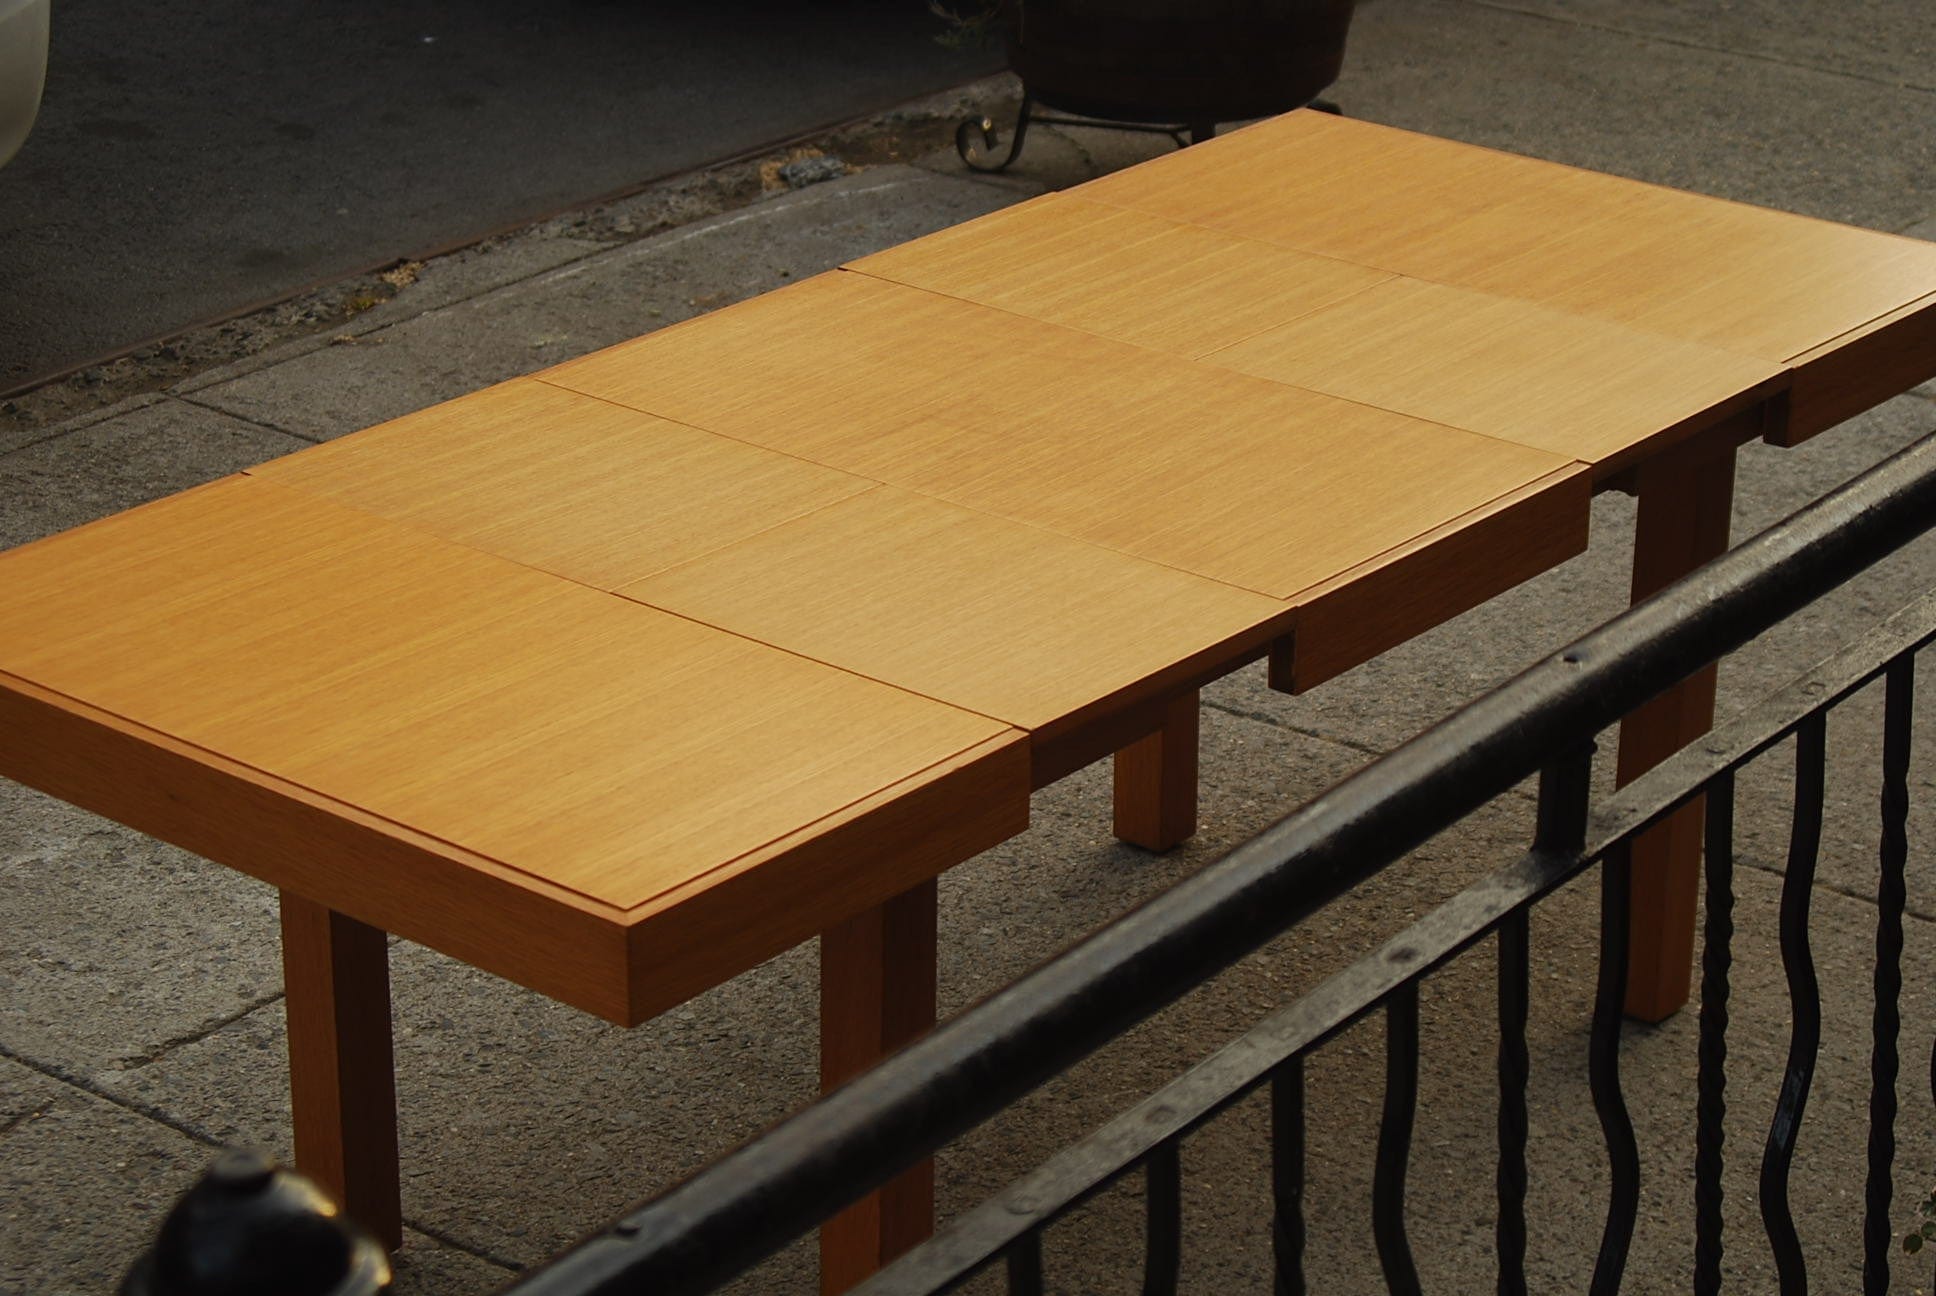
[1271,1059,1307,1296]
[1863,657,1914,1294]
[1141,1142,1183,1296]
[1496,905,1531,1296]
[1694,769,1737,1296]
[1498,748,1591,1296]
[1372,984,1422,1296]
[1534,744,1595,856]
[1762,714,1828,1295]
[482,436,1936,1296]
[1589,839,1640,1296]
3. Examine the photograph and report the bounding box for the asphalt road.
[0,0,996,395]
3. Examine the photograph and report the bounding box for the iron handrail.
[506,431,1936,1296]
[850,574,1936,1294]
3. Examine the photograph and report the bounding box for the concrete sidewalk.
[5,3,1936,1292]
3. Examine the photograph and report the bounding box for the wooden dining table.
[3,111,1932,1291]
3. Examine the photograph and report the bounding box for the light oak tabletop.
[542,271,1584,602]
[1069,111,1936,445]
[0,475,1027,1020]
[5,109,1933,1028]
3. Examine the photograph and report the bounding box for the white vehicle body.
[0,0,49,167]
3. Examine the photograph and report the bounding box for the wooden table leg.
[279,890,403,1251]
[1618,447,1737,1022]
[1113,689,1200,851]
[819,879,938,1294]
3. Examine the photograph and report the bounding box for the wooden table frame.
[265,691,1239,1275]
[261,399,1774,1267]
[5,113,1934,1294]
[1114,404,1770,1023]
[279,877,951,1280]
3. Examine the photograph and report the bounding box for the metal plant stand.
[955,92,1341,173]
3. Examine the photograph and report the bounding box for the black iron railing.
[837,580,1933,1296]
[486,430,1936,1296]
[128,429,1936,1293]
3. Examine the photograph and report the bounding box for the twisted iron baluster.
[1695,768,1736,1296]
[1373,984,1422,1296]
[1864,659,1913,1293]
[1497,909,1530,1296]
[1141,1142,1182,1296]
[1005,1231,1044,1296]
[1272,1059,1307,1296]
[1506,751,1589,1295]
[1589,841,1639,1296]
[1762,714,1826,1295]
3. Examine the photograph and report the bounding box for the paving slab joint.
[0,1039,232,1154]
[1201,698,1387,759]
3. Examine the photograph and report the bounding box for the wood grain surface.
[0,476,1020,916]
[1779,289,1936,444]
[1076,110,1577,275]
[13,107,1930,1045]
[1080,110,1936,442]
[17,119,1932,1282]
[1414,171,1936,357]
[549,273,1582,601]
[1204,276,1786,470]
[621,731,1026,1025]
[621,486,1291,730]
[870,381,1575,603]
[1416,177,1936,365]
[0,670,639,1021]
[848,193,1391,357]
[1275,464,1593,692]
[538,272,976,461]
[250,377,872,587]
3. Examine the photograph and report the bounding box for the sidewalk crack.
[0,1039,236,1147]
[1200,697,1386,761]
[400,1220,525,1274]
[1459,0,1936,95]
[1737,856,1935,922]
[173,392,318,443]
[110,988,290,1070]
[0,1037,524,1269]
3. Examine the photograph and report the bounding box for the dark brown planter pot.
[1004,0,1356,126]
